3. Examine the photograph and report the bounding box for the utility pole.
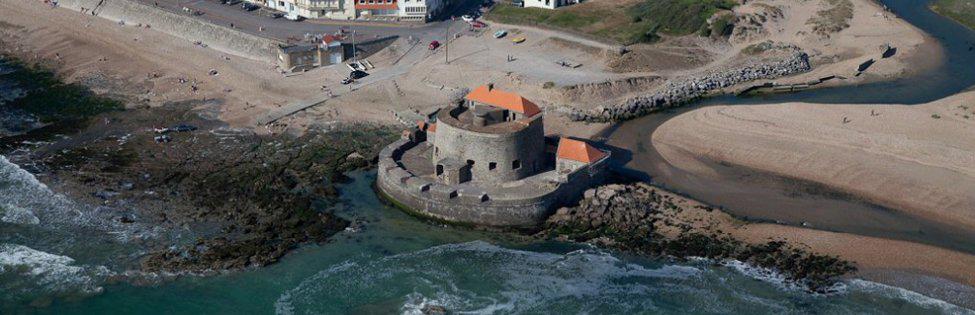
[445,22,449,64]
[351,29,357,62]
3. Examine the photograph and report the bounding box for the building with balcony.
[262,0,355,19]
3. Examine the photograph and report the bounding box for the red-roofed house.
[557,138,607,164]
[556,137,608,177]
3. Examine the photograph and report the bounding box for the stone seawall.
[58,0,279,63]
[564,52,811,122]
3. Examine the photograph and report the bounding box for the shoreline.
[3,0,974,310]
[543,181,975,309]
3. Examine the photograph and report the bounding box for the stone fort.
[377,84,610,227]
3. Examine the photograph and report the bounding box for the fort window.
[489,162,497,170]
[512,160,521,170]
[436,165,444,175]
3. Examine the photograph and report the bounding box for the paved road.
[137,0,482,42]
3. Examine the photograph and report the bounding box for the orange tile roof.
[465,85,541,117]
[557,137,607,163]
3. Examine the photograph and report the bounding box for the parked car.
[461,15,475,22]
[222,0,241,5]
[512,37,526,44]
[285,12,301,21]
[511,0,523,7]
[341,77,354,85]
[493,29,507,38]
[429,40,441,50]
[241,2,259,11]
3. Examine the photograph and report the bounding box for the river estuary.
[2,0,975,313]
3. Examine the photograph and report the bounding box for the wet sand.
[601,102,975,255]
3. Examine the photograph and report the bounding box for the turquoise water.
[3,0,975,312]
[1,164,972,314]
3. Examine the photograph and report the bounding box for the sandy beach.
[0,0,397,131]
[653,92,975,230]
[3,0,975,309]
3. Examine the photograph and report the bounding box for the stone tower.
[431,84,546,184]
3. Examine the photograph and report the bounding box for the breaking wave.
[0,155,164,307]
[0,155,158,240]
[0,243,110,303]
[847,280,975,315]
[275,241,974,314]
[275,241,713,314]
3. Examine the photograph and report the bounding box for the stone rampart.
[58,0,279,62]
[377,139,608,227]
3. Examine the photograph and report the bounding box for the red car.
[429,40,440,50]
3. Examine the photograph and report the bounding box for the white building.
[522,0,578,9]
[261,0,355,19]
[397,0,445,22]
[255,0,444,21]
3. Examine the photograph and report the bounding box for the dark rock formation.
[4,99,397,273]
[543,183,856,293]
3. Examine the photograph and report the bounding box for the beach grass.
[931,0,975,30]
[485,0,737,45]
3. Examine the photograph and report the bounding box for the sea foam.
[275,241,703,314]
[0,244,108,300]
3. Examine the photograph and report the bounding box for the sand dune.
[652,92,975,230]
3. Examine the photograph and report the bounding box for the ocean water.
[0,165,971,314]
[3,0,975,310]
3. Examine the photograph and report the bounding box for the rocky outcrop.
[564,52,811,122]
[3,94,396,273]
[543,183,856,293]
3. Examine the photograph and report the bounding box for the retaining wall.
[58,0,279,63]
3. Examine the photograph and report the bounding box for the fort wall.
[378,138,607,227]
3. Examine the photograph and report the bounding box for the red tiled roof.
[322,34,342,45]
[557,137,607,163]
[465,85,541,117]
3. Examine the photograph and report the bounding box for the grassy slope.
[485,0,736,45]
[931,0,975,30]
